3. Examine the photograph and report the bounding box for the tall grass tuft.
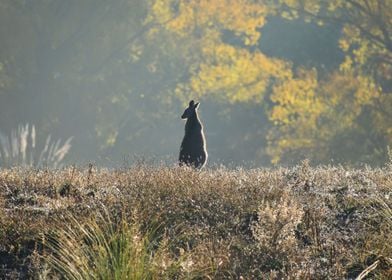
[0,123,72,168]
[41,209,187,280]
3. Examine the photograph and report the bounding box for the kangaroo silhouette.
[179,100,208,168]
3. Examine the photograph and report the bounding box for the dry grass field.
[0,162,391,279]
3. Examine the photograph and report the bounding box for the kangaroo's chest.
[182,129,204,146]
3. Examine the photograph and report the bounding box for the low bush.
[0,163,391,279]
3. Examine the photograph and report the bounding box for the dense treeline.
[0,0,390,166]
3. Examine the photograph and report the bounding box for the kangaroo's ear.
[194,102,200,108]
[189,100,195,107]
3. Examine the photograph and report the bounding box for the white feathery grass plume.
[20,124,29,163]
[11,129,18,158]
[0,123,73,168]
[31,124,36,148]
[0,133,10,158]
[38,135,51,167]
[30,125,36,165]
[54,137,73,166]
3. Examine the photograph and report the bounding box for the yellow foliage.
[147,0,391,164]
[185,43,290,102]
[149,0,267,45]
[148,0,291,103]
[265,0,391,163]
[150,0,173,23]
[268,69,380,163]
[372,94,392,143]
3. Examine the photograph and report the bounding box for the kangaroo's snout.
[181,109,188,119]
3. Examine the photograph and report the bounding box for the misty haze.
[1,1,390,168]
[0,1,392,279]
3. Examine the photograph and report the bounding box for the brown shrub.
[0,164,391,279]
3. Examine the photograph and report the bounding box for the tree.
[2,0,389,165]
[268,68,380,164]
[0,0,186,162]
[269,0,391,87]
[147,0,291,103]
[148,0,391,164]
[266,0,391,164]
[146,0,296,164]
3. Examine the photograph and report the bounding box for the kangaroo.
[179,100,208,169]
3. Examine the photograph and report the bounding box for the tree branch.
[84,8,180,75]
[287,4,388,50]
[375,0,392,51]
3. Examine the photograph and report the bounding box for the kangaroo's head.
[181,100,200,119]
